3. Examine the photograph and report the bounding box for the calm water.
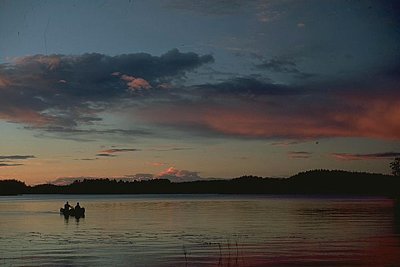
[0,194,399,266]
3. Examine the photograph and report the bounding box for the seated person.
[64,201,71,211]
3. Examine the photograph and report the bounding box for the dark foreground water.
[0,194,399,266]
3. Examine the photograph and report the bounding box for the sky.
[0,0,399,184]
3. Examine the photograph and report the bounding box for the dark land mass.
[1,170,399,196]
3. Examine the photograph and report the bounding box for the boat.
[60,207,85,218]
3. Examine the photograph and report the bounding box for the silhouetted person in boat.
[64,201,71,211]
[74,202,85,218]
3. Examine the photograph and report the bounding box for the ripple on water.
[0,195,399,266]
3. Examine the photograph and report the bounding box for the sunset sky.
[0,0,399,184]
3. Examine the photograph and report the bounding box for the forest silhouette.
[1,170,399,196]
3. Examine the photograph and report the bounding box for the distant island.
[1,170,399,196]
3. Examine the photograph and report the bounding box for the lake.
[0,194,399,266]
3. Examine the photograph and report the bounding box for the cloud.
[0,49,213,128]
[288,151,312,159]
[156,167,201,182]
[96,153,117,157]
[0,76,11,87]
[332,152,400,161]
[0,163,24,167]
[1,49,399,142]
[135,72,400,140]
[40,127,151,135]
[29,126,153,142]
[94,147,189,159]
[256,58,298,73]
[0,155,35,167]
[94,148,140,158]
[0,155,35,160]
[194,77,302,97]
[255,58,314,79]
[120,75,152,90]
[100,148,141,154]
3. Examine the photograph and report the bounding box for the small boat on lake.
[60,207,85,218]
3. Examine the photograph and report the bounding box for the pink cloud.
[0,76,11,87]
[0,52,398,143]
[121,75,151,90]
[202,97,400,140]
[135,90,400,140]
[331,152,400,161]
[0,108,51,126]
[0,51,213,131]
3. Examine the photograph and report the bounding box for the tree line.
[1,169,399,196]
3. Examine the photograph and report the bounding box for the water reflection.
[0,195,399,266]
[393,198,400,235]
[62,213,84,225]
[62,213,69,224]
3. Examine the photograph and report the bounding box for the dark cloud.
[96,153,117,157]
[100,148,141,154]
[255,58,315,79]
[256,58,298,73]
[0,155,35,160]
[135,70,400,140]
[27,126,153,142]
[96,147,190,158]
[0,163,24,167]
[1,48,399,142]
[0,155,35,168]
[0,49,213,128]
[96,147,139,157]
[194,77,304,97]
[332,152,400,161]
